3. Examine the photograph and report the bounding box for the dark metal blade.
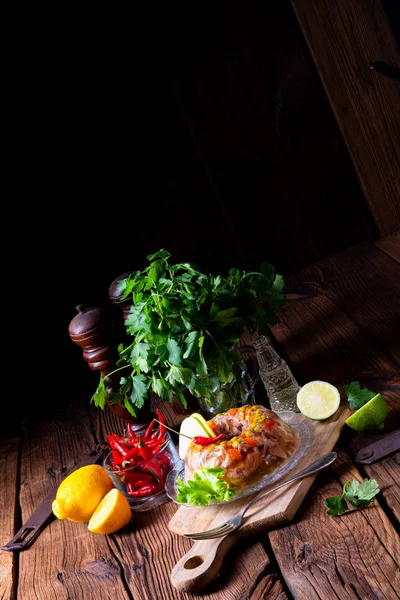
[355,430,400,464]
[1,446,107,552]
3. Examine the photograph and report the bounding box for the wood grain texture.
[266,242,400,598]
[16,401,128,600]
[2,242,400,599]
[272,243,400,381]
[0,433,19,600]
[270,242,400,514]
[166,1,373,276]
[292,0,400,236]
[269,449,400,599]
[375,233,400,263]
[3,396,276,600]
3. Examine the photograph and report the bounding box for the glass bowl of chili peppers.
[103,409,180,511]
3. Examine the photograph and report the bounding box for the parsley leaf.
[324,478,380,516]
[324,495,349,515]
[344,478,380,508]
[343,381,375,410]
[176,467,237,506]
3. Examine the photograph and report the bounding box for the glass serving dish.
[103,429,180,512]
[165,411,315,507]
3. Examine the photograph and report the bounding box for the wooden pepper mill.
[68,303,152,430]
[108,271,133,321]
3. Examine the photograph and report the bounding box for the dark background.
[6,1,398,421]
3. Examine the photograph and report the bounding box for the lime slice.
[296,380,341,420]
[179,413,214,459]
[345,393,388,432]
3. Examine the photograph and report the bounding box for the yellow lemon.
[296,380,341,420]
[88,488,132,534]
[345,393,388,432]
[52,464,114,523]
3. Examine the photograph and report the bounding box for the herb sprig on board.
[324,478,380,516]
[92,249,285,416]
[343,381,375,410]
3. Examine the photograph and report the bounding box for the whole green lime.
[345,393,388,432]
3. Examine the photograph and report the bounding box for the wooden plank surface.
[376,233,400,263]
[291,0,400,237]
[0,432,19,600]
[167,1,373,275]
[270,449,400,600]
[0,399,281,600]
[266,241,400,599]
[1,241,399,599]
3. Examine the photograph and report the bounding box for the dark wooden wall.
[9,1,390,420]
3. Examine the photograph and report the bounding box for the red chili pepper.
[140,446,153,461]
[146,437,166,448]
[156,408,166,441]
[153,452,170,466]
[127,483,159,497]
[152,453,172,476]
[110,449,121,464]
[143,418,156,440]
[123,470,153,485]
[127,423,139,444]
[151,444,166,456]
[140,460,165,488]
[121,446,139,464]
[132,479,156,489]
[108,438,131,464]
[137,437,153,461]
[122,469,152,481]
[193,433,224,446]
[125,472,154,490]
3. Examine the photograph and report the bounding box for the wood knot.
[295,542,313,567]
[84,558,119,579]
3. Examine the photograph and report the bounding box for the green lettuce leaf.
[176,467,237,506]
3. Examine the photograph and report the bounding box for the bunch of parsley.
[92,249,285,416]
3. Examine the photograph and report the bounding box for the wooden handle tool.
[170,534,239,592]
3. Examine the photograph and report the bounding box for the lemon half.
[296,380,341,420]
[88,488,132,535]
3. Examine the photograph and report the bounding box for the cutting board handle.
[170,534,238,592]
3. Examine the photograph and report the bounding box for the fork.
[184,451,337,540]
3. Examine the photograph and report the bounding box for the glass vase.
[196,345,259,419]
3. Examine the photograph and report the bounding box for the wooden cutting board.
[168,404,352,592]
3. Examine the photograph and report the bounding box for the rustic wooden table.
[1,240,399,600]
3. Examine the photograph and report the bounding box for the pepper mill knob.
[108,272,133,320]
